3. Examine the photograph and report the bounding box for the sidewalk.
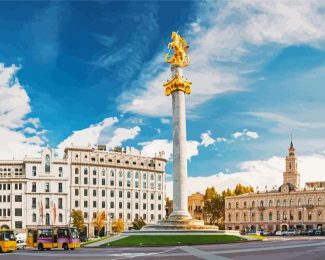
[83,234,127,247]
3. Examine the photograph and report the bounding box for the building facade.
[0,146,166,236]
[188,192,204,220]
[225,142,325,232]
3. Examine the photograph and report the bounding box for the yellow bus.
[0,229,17,253]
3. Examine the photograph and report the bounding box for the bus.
[0,229,17,253]
[27,226,80,251]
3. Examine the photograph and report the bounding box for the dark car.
[299,230,308,235]
[315,229,322,235]
[307,229,315,235]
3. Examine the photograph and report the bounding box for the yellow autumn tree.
[71,209,84,233]
[91,211,107,236]
[111,218,125,233]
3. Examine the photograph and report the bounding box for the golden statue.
[165,32,190,67]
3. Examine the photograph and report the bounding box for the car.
[315,229,322,235]
[283,229,296,236]
[299,230,308,235]
[275,230,283,236]
[307,229,315,235]
[16,239,26,250]
[261,230,270,236]
[246,230,261,235]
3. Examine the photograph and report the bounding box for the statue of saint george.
[165,32,190,67]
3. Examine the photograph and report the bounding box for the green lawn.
[106,235,244,247]
[81,235,112,246]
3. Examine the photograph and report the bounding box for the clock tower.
[283,140,300,188]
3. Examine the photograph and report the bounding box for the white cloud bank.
[166,153,325,197]
[232,129,259,139]
[0,63,45,159]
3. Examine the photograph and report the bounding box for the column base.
[168,210,192,221]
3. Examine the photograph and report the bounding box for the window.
[150,182,154,189]
[269,200,273,207]
[102,201,105,208]
[84,177,88,185]
[290,199,293,206]
[84,201,88,208]
[59,167,63,177]
[119,202,122,209]
[308,198,312,205]
[135,192,139,199]
[318,210,322,220]
[127,213,131,220]
[15,208,22,216]
[143,203,147,210]
[135,203,139,209]
[110,180,114,186]
[290,211,293,220]
[119,180,122,187]
[45,183,50,192]
[150,174,154,181]
[143,214,146,220]
[119,191,123,198]
[110,202,114,208]
[45,155,50,173]
[45,198,50,209]
[58,198,63,209]
[318,198,322,206]
[15,195,22,202]
[45,213,50,225]
[127,171,131,178]
[252,201,255,208]
[244,201,247,208]
[127,202,131,209]
[93,201,96,208]
[32,213,36,222]
[143,182,147,189]
[119,171,122,178]
[93,189,97,197]
[102,179,105,185]
[93,170,97,175]
[102,190,105,197]
[110,190,114,197]
[158,204,162,210]
[84,189,88,196]
[32,166,37,176]
[84,169,88,175]
[127,191,131,199]
[259,212,263,221]
[298,211,302,220]
[127,180,131,188]
[59,213,63,222]
[158,175,162,182]
[75,168,79,174]
[135,172,139,179]
[75,189,79,196]
[283,211,287,220]
[75,177,79,184]
[135,181,139,188]
[32,182,36,192]
[277,211,280,221]
[93,178,97,185]
[143,193,147,200]
[84,212,88,219]
[298,198,302,206]
[150,193,154,200]
[283,200,287,207]
[151,204,154,210]
[15,221,22,229]
[308,211,312,220]
[268,212,272,221]
[75,200,79,207]
[260,201,264,207]
[110,170,115,177]
[276,200,281,207]
[236,202,239,209]
[58,183,63,193]
[228,213,231,222]
[32,198,36,209]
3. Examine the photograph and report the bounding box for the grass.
[81,235,112,246]
[105,235,245,247]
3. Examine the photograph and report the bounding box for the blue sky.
[1,1,325,194]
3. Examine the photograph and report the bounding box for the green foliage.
[71,209,84,233]
[132,218,146,230]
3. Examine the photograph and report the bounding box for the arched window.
[277,211,280,220]
[93,170,97,175]
[318,211,322,220]
[84,169,88,175]
[135,172,139,179]
[252,201,255,208]
[110,170,115,177]
[32,213,36,222]
[290,199,293,206]
[318,198,322,206]
[269,200,273,207]
[228,213,231,222]
[45,155,50,173]
[236,213,239,221]
[45,213,50,225]
[298,198,302,206]
[244,201,247,208]
[269,212,272,221]
[236,202,239,209]
[290,211,294,220]
[260,200,264,207]
[283,200,287,207]
[308,198,312,205]
[298,211,302,220]
[283,211,287,220]
[127,172,131,178]
[59,213,63,222]
[260,212,263,221]
[75,168,79,174]
[277,200,281,207]
[228,202,231,209]
[308,211,312,220]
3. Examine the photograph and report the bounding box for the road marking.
[181,246,230,260]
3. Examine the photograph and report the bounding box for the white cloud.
[160,118,171,125]
[200,130,215,147]
[0,63,46,159]
[119,1,325,117]
[106,126,141,148]
[166,153,325,197]
[232,129,259,140]
[216,137,227,142]
[139,139,200,161]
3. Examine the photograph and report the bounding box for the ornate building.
[0,145,166,236]
[188,192,204,220]
[225,141,325,232]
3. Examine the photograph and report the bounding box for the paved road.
[2,237,325,260]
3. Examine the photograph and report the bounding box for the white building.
[0,146,167,236]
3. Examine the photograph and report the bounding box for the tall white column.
[169,65,191,220]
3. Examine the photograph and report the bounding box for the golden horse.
[165,32,190,67]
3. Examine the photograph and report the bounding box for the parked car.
[299,230,308,235]
[307,229,315,235]
[16,239,26,250]
[261,230,270,236]
[315,229,322,235]
[275,230,283,236]
[247,230,261,235]
[283,229,296,236]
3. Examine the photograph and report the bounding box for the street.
[2,237,325,260]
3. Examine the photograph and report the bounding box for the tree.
[112,218,125,233]
[132,217,146,230]
[203,187,220,225]
[71,209,84,233]
[92,211,107,236]
[234,183,254,195]
[165,197,173,218]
